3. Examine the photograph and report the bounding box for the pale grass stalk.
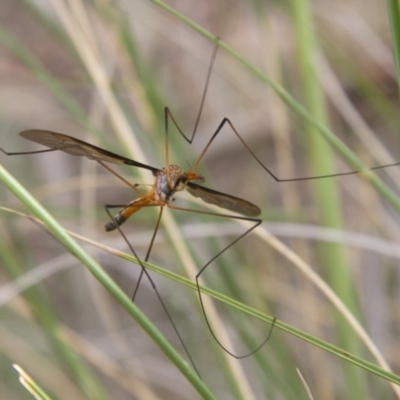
[3,333,83,400]
[13,364,52,400]
[296,368,315,400]
[5,301,161,400]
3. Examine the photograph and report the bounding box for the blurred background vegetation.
[1,0,400,399]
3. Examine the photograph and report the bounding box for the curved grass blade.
[0,163,216,400]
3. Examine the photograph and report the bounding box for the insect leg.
[0,147,57,156]
[191,117,400,181]
[104,204,200,376]
[168,204,276,358]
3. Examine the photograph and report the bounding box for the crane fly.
[0,126,269,360]
[0,42,275,371]
[11,130,260,226]
[2,40,399,371]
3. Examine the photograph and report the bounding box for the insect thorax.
[155,165,204,202]
[155,165,184,201]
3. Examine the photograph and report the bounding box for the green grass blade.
[387,0,400,91]
[0,163,216,400]
[112,248,400,387]
[13,364,52,400]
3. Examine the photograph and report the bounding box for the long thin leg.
[190,117,400,181]
[0,148,57,156]
[104,204,200,376]
[164,39,220,186]
[165,39,220,147]
[131,207,164,302]
[103,203,162,301]
[97,160,147,192]
[167,203,275,358]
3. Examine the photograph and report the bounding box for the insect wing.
[20,130,159,173]
[186,182,261,217]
